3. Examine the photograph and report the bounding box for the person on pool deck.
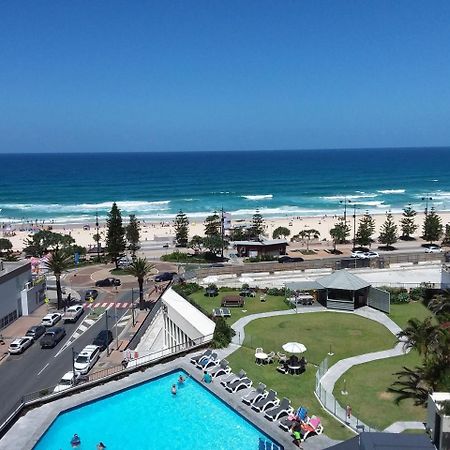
[171,384,177,395]
[202,371,212,384]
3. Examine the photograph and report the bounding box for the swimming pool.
[33,370,280,450]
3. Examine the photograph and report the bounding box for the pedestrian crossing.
[83,302,132,309]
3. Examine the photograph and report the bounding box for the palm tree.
[297,229,320,252]
[44,246,71,310]
[428,290,450,316]
[126,257,154,310]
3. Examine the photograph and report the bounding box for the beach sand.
[4,211,450,252]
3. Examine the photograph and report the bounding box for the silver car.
[9,337,33,354]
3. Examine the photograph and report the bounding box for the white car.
[64,305,84,323]
[364,251,379,259]
[425,246,442,253]
[8,337,33,354]
[42,312,62,327]
[351,250,366,258]
[74,345,101,375]
[53,371,81,393]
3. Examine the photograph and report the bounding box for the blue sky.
[1,1,450,153]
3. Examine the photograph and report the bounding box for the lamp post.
[340,197,352,224]
[422,196,433,215]
[352,205,358,250]
[131,287,135,327]
[95,211,100,262]
[71,347,76,384]
[114,288,119,350]
[105,310,110,356]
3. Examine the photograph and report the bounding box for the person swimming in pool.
[70,433,81,448]
[178,375,185,384]
[171,384,177,395]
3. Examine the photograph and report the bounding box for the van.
[74,345,101,374]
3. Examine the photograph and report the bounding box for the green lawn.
[226,312,397,440]
[189,289,291,324]
[389,301,433,329]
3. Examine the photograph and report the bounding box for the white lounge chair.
[220,369,245,387]
[209,360,231,378]
[252,389,279,412]
[195,351,218,369]
[242,382,266,405]
[301,415,323,442]
[225,375,252,393]
[264,397,293,421]
[190,349,211,365]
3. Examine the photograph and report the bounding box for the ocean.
[0,147,449,224]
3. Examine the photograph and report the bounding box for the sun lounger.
[212,308,222,317]
[209,359,231,378]
[252,389,279,412]
[221,307,231,317]
[301,415,323,442]
[196,351,219,369]
[220,369,246,387]
[242,382,266,405]
[225,376,252,393]
[264,397,293,421]
[279,406,308,431]
[190,349,211,365]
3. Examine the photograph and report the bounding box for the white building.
[427,392,450,450]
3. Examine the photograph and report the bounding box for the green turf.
[189,289,291,324]
[333,351,426,430]
[226,312,396,440]
[389,302,433,329]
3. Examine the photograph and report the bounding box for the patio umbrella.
[203,276,219,284]
[282,342,307,354]
[239,276,256,287]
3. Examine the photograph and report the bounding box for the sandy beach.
[3,211,450,252]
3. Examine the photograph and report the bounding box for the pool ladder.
[258,438,281,450]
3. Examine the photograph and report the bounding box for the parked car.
[92,330,113,351]
[40,327,66,348]
[351,250,366,259]
[41,312,62,327]
[154,272,177,282]
[53,371,81,393]
[25,325,46,341]
[364,251,379,259]
[278,256,304,263]
[64,305,84,323]
[8,337,33,354]
[117,257,132,269]
[84,289,99,301]
[74,345,101,374]
[425,245,442,253]
[95,277,121,287]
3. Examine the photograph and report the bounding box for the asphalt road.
[0,289,130,426]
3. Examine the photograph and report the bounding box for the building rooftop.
[231,239,287,246]
[0,259,31,279]
[327,432,435,449]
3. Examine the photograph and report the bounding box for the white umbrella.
[282,342,307,354]
[203,276,219,284]
[239,276,254,284]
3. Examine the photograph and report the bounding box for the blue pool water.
[33,370,279,450]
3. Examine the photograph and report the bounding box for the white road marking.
[37,363,49,376]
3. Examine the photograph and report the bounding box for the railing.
[314,356,378,433]
[0,332,214,439]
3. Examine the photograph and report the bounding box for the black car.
[25,325,46,341]
[278,256,304,263]
[95,278,121,287]
[154,272,177,282]
[85,289,99,301]
[40,327,66,348]
[92,330,113,351]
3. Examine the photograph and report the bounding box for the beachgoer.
[97,442,106,450]
[171,384,177,395]
[178,375,185,384]
[290,423,303,448]
[70,433,81,448]
[202,371,212,384]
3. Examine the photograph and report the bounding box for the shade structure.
[239,276,254,284]
[282,342,307,353]
[203,276,218,284]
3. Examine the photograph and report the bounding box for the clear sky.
[1,1,450,153]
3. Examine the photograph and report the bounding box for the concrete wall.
[20,280,46,316]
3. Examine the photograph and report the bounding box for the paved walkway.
[218,305,422,435]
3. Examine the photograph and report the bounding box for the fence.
[314,356,378,433]
[0,332,214,439]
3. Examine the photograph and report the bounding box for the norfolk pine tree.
[106,202,126,269]
[204,212,221,237]
[400,205,418,240]
[355,212,376,247]
[250,210,265,240]
[174,210,189,247]
[329,219,350,252]
[379,212,398,248]
[422,208,443,245]
[126,214,140,257]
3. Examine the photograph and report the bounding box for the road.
[0,289,131,426]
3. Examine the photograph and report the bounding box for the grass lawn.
[189,289,291,324]
[333,351,425,430]
[226,312,396,440]
[389,301,433,329]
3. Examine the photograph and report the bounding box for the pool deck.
[0,354,338,450]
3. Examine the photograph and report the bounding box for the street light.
[71,347,77,384]
[352,204,358,250]
[422,196,433,215]
[340,197,352,224]
[95,211,100,262]
[131,288,135,327]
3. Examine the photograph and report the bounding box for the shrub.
[173,282,202,297]
[266,287,286,296]
[211,317,235,349]
[409,287,426,302]
[381,286,410,304]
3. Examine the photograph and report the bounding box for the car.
[25,325,46,341]
[364,251,379,259]
[425,245,442,253]
[64,305,84,323]
[8,337,33,354]
[162,243,169,248]
[95,277,121,287]
[92,330,113,351]
[154,272,177,282]
[84,289,99,301]
[74,345,101,374]
[117,257,132,268]
[41,312,62,327]
[53,371,81,393]
[40,327,66,348]
[351,250,366,259]
[278,256,304,263]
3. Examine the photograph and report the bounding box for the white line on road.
[37,363,49,376]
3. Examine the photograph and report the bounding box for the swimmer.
[171,384,177,395]
[70,433,81,448]
[178,375,185,384]
[97,442,106,450]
